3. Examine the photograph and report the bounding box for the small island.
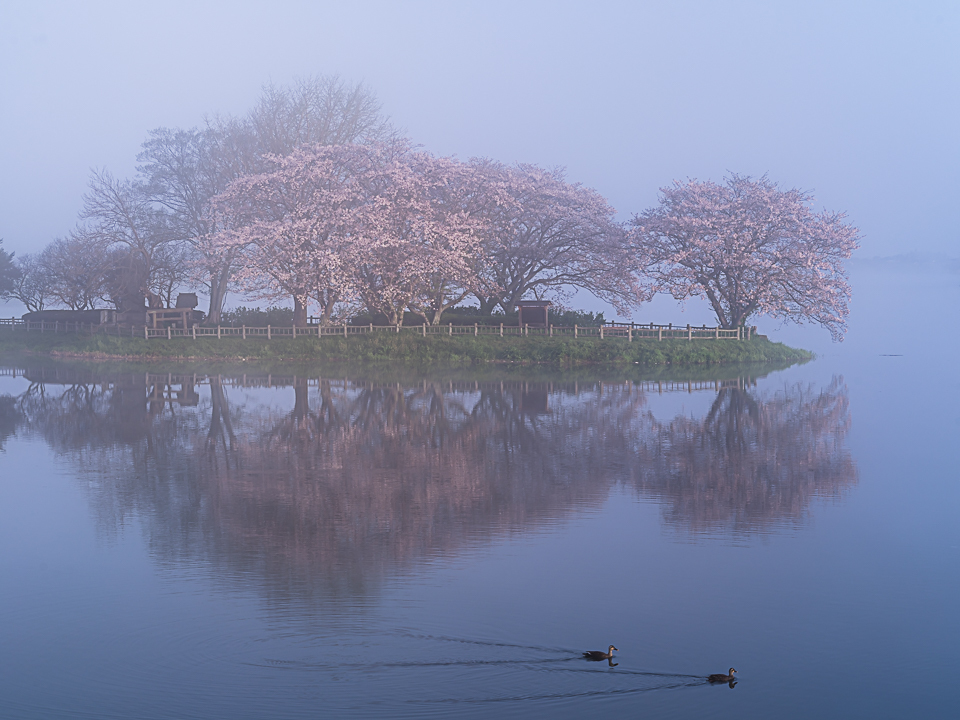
[0,321,810,366]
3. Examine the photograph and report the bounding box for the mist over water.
[1,3,957,716]
[1,265,958,719]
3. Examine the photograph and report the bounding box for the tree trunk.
[293,296,308,327]
[321,301,335,325]
[206,275,228,325]
[206,377,236,451]
[292,376,309,422]
[316,288,339,326]
[474,295,501,316]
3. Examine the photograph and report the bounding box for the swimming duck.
[707,668,737,683]
[582,645,618,660]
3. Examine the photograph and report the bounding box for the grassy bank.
[0,329,811,367]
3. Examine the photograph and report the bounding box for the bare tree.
[78,169,180,309]
[39,236,108,310]
[99,246,151,312]
[249,75,396,156]
[9,254,50,312]
[0,239,17,300]
[137,123,258,322]
[137,75,397,323]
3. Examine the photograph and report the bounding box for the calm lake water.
[1,265,958,719]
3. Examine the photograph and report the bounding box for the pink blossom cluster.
[208,153,858,339]
[206,143,630,326]
[630,174,860,340]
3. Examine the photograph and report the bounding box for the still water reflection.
[5,365,855,599]
[0,361,865,718]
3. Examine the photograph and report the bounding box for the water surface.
[1,267,957,719]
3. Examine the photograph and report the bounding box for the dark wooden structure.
[516,300,552,327]
[145,294,204,329]
[22,309,117,325]
[175,293,199,310]
[146,308,204,329]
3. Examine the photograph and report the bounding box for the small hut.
[146,294,204,329]
[175,293,199,309]
[516,300,552,328]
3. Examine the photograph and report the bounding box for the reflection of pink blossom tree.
[630,175,859,340]
[631,377,856,533]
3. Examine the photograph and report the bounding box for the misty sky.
[1,0,958,319]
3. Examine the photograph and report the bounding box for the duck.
[707,668,737,683]
[582,645,618,660]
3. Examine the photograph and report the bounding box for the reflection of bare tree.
[2,363,856,607]
[630,377,856,534]
[0,394,19,450]
[206,376,236,450]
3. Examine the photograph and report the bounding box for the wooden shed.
[516,300,552,327]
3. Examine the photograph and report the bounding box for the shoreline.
[0,331,812,367]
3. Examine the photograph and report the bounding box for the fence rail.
[0,317,755,341]
[0,367,756,396]
[0,319,142,336]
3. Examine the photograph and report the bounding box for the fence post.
[687,324,692,340]
[369,323,373,334]
[658,327,662,341]
[242,325,246,339]
[217,325,221,339]
[144,325,148,340]
[344,323,348,337]
[500,323,503,337]
[600,325,604,340]
[549,324,552,337]
[423,323,426,337]
[192,325,196,340]
[715,326,719,339]
[474,323,478,336]
[574,324,578,338]
[167,325,172,340]
[449,322,452,336]
[628,327,632,342]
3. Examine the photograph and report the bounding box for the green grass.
[0,328,812,368]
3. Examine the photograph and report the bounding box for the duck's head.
[609,646,619,653]
[728,668,737,675]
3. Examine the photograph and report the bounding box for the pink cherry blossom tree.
[630,175,859,340]
[207,142,493,327]
[352,152,491,326]
[468,161,636,315]
[207,144,382,326]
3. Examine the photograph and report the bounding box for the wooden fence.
[0,367,756,397]
[0,318,755,341]
[0,319,142,336]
